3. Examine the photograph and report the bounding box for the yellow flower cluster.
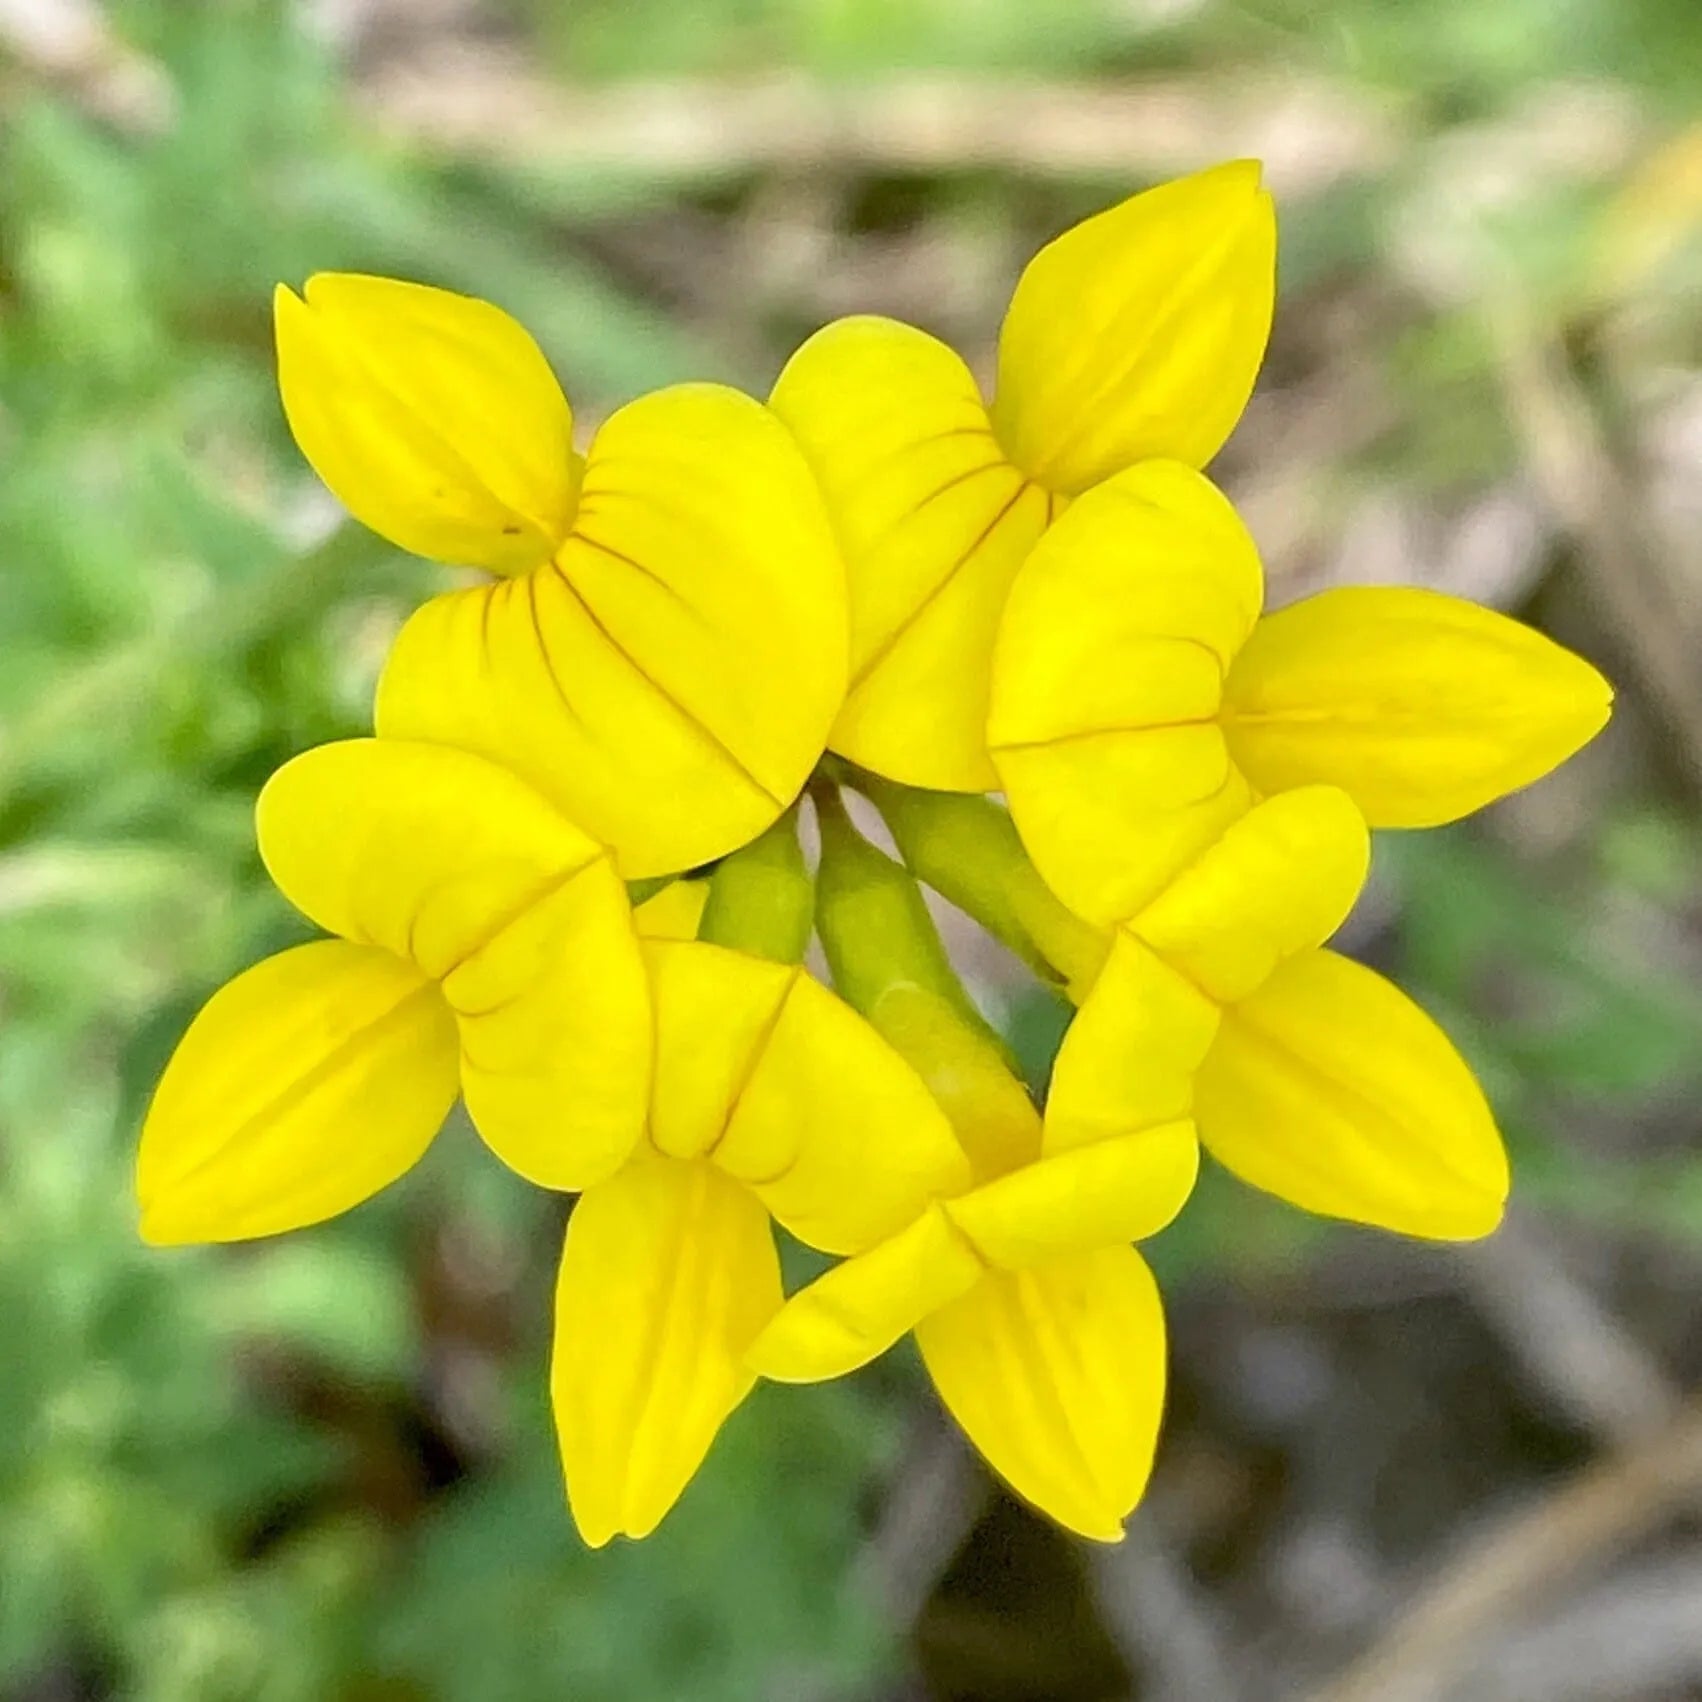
[139,163,1612,1548]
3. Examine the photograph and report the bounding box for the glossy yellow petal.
[645,940,971,1253]
[1130,787,1369,1003]
[1196,948,1509,1240]
[1223,586,1614,827]
[990,461,1264,923]
[258,738,606,977]
[945,1122,1198,1268]
[447,865,652,1192]
[632,877,708,941]
[376,383,848,877]
[644,940,800,1156]
[259,739,651,1192]
[275,274,575,572]
[989,460,1263,738]
[992,161,1275,491]
[722,970,973,1251]
[551,1154,781,1547]
[771,319,997,678]
[1038,792,1367,1154]
[917,1246,1166,1542]
[1001,755,1254,935]
[1044,932,1221,1154]
[770,315,1049,789]
[746,1205,984,1385]
[138,942,457,1244]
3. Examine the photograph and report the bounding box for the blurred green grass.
[3,1,1702,1698]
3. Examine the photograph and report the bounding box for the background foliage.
[3,1,1701,1698]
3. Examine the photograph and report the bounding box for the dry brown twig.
[853,1405,987,1630]
[1462,1553,1702,1701]
[1459,1212,1682,1450]
[1093,1521,1248,1702]
[1310,1392,1702,1702]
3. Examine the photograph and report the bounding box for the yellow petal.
[944,1122,1199,1268]
[259,739,651,1192]
[990,461,1264,923]
[644,940,800,1156]
[916,1246,1167,1542]
[1045,932,1221,1154]
[1196,948,1509,1240]
[747,1205,985,1385]
[551,1154,781,1547]
[718,971,974,1252]
[644,940,971,1254]
[138,942,457,1244]
[1130,786,1369,1003]
[274,274,576,572]
[996,754,1253,934]
[258,738,607,978]
[770,315,1049,789]
[1043,791,1364,1155]
[1223,586,1614,827]
[376,383,848,877]
[991,161,1275,491]
[632,877,708,941]
[446,865,652,1192]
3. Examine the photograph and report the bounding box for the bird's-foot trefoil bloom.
[988,459,1614,924]
[748,792,1196,1541]
[276,273,850,877]
[770,161,1274,790]
[137,738,652,1240]
[134,159,1618,1556]
[555,817,970,1544]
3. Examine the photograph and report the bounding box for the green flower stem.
[696,806,813,965]
[812,783,1008,1053]
[852,772,1109,1000]
[815,784,1039,1159]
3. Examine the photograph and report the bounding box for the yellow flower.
[141,171,1603,1556]
[769,161,1274,791]
[748,989,1195,1542]
[751,795,1197,1541]
[1049,785,1509,1240]
[987,459,1613,924]
[137,739,652,1242]
[276,273,849,878]
[553,936,970,1545]
[141,774,968,1547]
